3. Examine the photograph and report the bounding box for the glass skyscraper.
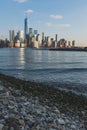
[24,17,28,40]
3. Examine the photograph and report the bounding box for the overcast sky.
[0,0,87,46]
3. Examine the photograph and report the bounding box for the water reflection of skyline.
[18,48,25,69]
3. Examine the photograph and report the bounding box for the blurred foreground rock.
[0,82,86,130]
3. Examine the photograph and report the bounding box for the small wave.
[58,62,84,65]
[0,67,87,73]
[25,67,87,73]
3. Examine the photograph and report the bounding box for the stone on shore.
[0,80,86,130]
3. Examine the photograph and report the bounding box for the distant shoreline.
[49,47,87,51]
[1,47,87,52]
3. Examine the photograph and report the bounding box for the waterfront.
[0,48,87,95]
[0,48,87,129]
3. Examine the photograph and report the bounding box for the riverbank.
[0,73,87,129]
[49,47,87,52]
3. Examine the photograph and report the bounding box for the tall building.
[12,30,15,42]
[29,28,33,36]
[55,34,58,42]
[9,30,15,42]
[17,30,24,42]
[42,32,44,41]
[68,41,71,48]
[72,40,75,47]
[36,34,42,47]
[34,30,38,41]
[9,30,14,47]
[42,32,45,46]
[24,17,28,40]
[9,30,12,42]
[34,30,38,36]
[47,36,51,47]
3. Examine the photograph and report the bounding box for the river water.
[0,48,87,95]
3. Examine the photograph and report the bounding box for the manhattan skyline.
[0,0,87,46]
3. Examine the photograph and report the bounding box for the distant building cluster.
[0,17,75,48]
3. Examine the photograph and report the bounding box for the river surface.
[0,48,87,95]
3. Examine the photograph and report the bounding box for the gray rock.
[10,127,15,130]
[24,125,30,130]
[58,118,65,125]
[18,119,25,125]
[0,124,4,130]
[71,124,76,129]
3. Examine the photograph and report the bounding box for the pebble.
[58,118,65,125]
[0,124,4,130]
[71,124,76,129]
[18,119,25,125]
[0,81,86,130]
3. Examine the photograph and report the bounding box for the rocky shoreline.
[0,73,87,130]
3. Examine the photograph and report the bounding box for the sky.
[0,0,87,46]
